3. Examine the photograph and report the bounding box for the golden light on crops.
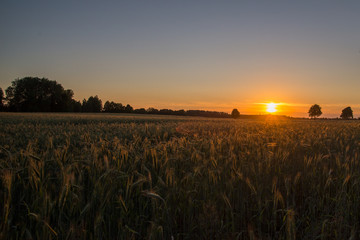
[266,102,278,113]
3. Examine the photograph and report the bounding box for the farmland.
[1,113,360,239]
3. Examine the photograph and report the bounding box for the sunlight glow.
[266,103,278,113]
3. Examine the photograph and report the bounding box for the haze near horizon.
[1,1,360,117]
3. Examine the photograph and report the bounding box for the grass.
[1,113,360,239]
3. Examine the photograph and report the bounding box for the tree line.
[0,77,231,118]
[0,77,357,119]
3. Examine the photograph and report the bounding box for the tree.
[175,109,186,116]
[82,95,102,112]
[134,108,147,114]
[0,87,3,110]
[103,101,124,113]
[159,109,174,115]
[340,106,353,120]
[71,100,82,112]
[5,77,75,112]
[104,101,113,112]
[308,104,322,119]
[231,108,240,118]
[58,89,76,112]
[147,107,159,114]
[124,104,133,113]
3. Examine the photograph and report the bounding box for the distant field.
[1,113,360,239]
[0,112,208,122]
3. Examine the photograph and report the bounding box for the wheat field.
[1,113,360,239]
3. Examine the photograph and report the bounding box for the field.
[1,113,360,239]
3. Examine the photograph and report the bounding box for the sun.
[266,103,278,113]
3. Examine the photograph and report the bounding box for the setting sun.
[266,103,278,113]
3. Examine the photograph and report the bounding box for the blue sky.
[1,1,360,117]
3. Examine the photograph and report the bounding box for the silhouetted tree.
[147,107,159,114]
[103,101,124,112]
[134,108,147,114]
[0,87,3,111]
[124,104,133,113]
[5,77,75,112]
[104,101,113,112]
[340,106,353,120]
[58,89,76,112]
[159,109,174,115]
[308,104,322,119]
[185,110,201,116]
[231,108,240,118]
[175,109,186,115]
[72,100,82,112]
[82,95,102,112]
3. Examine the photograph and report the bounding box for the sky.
[1,0,360,117]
